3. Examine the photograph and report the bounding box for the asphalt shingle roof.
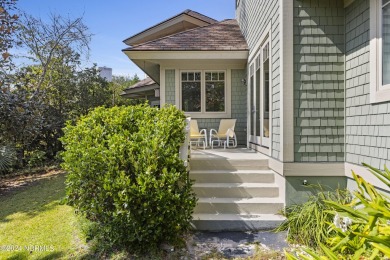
[123,77,156,91]
[123,19,248,52]
[123,9,217,44]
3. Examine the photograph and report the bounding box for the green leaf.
[363,163,390,187]
[325,200,369,221]
[371,242,390,257]
[331,233,351,251]
[351,247,365,260]
[285,251,299,260]
[304,247,326,259]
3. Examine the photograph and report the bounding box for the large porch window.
[180,70,230,118]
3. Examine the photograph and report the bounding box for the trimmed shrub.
[60,104,197,253]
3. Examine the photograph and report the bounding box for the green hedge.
[60,104,196,253]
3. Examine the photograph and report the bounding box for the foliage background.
[0,0,140,172]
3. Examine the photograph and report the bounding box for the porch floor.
[190,147,270,160]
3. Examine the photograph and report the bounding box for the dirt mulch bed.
[0,167,65,196]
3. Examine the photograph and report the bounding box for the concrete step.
[190,159,269,171]
[193,183,279,198]
[190,169,275,183]
[192,213,286,231]
[194,197,284,215]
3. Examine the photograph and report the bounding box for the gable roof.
[121,77,159,98]
[123,19,248,51]
[123,77,156,91]
[123,9,217,46]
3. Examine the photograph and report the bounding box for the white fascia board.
[124,15,211,46]
[124,50,249,60]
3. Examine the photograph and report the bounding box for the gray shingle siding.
[293,0,345,162]
[345,0,390,170]
[231,69,247,145]
[236,0,281,159]
[165,69,176,105]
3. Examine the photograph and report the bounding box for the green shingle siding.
[165,70,175,105]
[293,0,345,162]
[231,69,248,145]
[345,0,390,170]
[237,0,281,159]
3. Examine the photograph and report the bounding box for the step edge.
[190,170,275,174]
[192,213,286,221]
[196,197,285,203]
[192,183,279,188]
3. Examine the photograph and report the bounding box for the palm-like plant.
[0,145,16,173]
[286,164,390,259]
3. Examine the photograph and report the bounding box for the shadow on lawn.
[0,173,67,223]
[6,251,65,260]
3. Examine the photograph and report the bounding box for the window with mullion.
[205,72,225,112]
[181,72,201,112]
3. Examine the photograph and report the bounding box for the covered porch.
[123,16,249,146]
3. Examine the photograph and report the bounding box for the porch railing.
[179,117,191,168]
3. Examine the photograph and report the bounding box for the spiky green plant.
[0,144,16,173]
[286,164,390,259]
[275,185,351,249]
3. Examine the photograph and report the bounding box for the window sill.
[370,87,390,103]
[185,112,232,119]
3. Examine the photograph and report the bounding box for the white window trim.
[247,27,273,152]
[179,70,231,118]
[370,0,390,103]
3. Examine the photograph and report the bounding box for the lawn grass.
[0,173,89,259]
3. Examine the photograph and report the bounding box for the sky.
[17,0,235,78]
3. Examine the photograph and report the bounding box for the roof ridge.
[123,9,217,44]
[185,9,218,23]
[124,19,239,51]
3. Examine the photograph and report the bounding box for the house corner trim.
[280,0,294,162]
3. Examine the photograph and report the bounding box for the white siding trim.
[160,67,166,106]
[369,0,390,103]
[125,50,249,60]
[280,0,294,162]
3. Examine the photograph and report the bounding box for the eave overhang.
[123,50,249,85]
[123,50,249,60]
